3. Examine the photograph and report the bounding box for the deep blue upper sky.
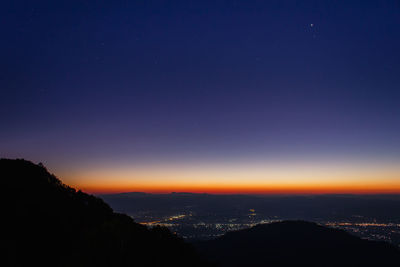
[1,0,400,169]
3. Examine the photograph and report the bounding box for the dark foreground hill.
[1,159,206,267]
[195,220,400,266]
[3,159,400,267]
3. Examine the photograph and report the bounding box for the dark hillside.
[1,159,205,267]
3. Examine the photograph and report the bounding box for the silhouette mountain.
[3,159,400,267]
[195,220,400,266]
[1,159,206,267]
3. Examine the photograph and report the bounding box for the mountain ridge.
[195,220,400,266]
[2,158,400,267]
[1,158,205,267]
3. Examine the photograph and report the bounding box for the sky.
[1,0,400,194]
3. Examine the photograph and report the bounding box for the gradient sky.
[1,1,400,194]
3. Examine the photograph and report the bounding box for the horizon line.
[93,190,400,196]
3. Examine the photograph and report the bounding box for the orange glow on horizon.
[76,174,400,195]
[63,161,400,195]
[80,184,400,195]
[74,176,400,195]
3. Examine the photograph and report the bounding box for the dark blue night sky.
[1,1,400,190]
